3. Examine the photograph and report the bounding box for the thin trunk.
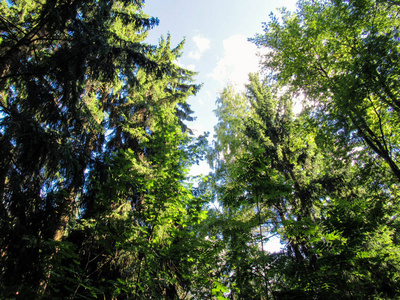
[38,134,93,296]
[37,185,78,297]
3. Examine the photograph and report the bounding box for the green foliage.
[0,0,210,298]
[252,0,400,181]
[205,1,400,298]
[2,0,400,298]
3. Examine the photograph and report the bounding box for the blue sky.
[143,1,298,253]
[144,0,298,177]
[144,1,297,130]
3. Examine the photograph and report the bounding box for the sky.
[143,1,299,252]
[143,0,298,174]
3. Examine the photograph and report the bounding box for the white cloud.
[188,35,210,60]
[187,64,196,71]
[174,59,196,71]
[209,35,261,90]
[193,35,211,53]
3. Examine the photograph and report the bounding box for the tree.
[210,73,400,298]
[252,0,400,182]
[248,3,400,294]
[0,1,208,298]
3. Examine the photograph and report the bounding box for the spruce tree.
[0,1,206,298]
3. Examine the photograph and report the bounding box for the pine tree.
[0,1,207,298]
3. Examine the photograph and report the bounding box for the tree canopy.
[1,0,400,299]
[0,0,209,298]
[208,0,400,298]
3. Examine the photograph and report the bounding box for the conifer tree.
[0,1,207,298]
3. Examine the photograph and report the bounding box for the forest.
[0,0,399,299]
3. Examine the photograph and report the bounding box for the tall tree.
[248,3,400,294]
[210,73,400,299]
[252,0,400,182]
[49,35,211,299]
[0,1,207,298]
